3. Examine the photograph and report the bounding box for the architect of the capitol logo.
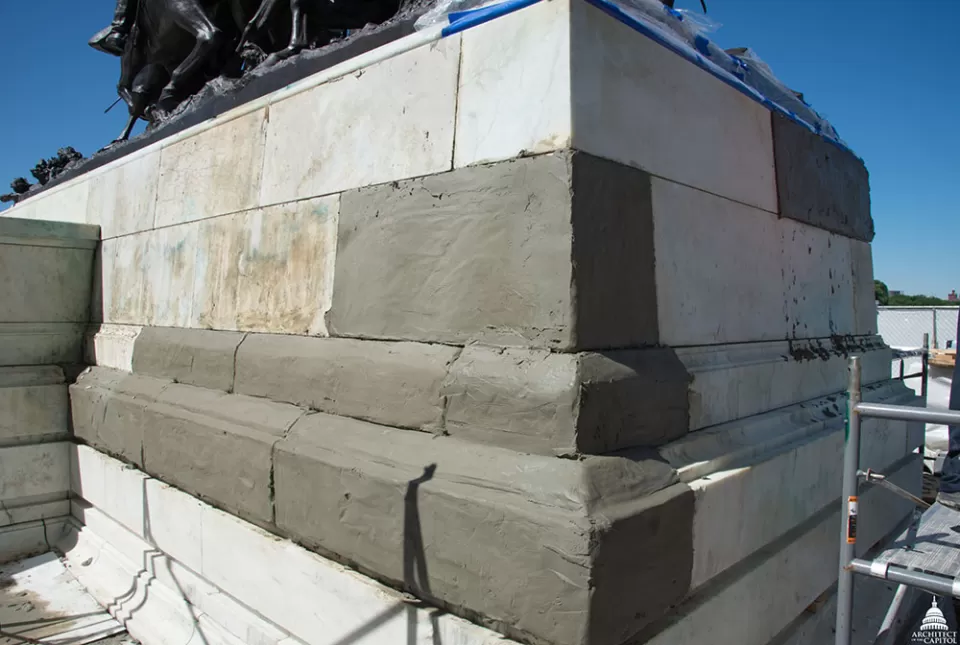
[913,597,958,644]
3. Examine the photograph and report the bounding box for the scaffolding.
[835,355,960,645]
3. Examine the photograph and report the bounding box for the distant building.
[949,290,958,302]
[890,290,903,297]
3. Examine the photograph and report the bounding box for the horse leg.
[289,0,309,51]
[260,0,309,66]
[156,0,223,112]
[116,64,169,142]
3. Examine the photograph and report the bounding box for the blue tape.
[693,34,711,58]
[442,0,544,36]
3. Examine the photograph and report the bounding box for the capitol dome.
[921,598,951,632]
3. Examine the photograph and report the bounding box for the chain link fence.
[878,307,959,350]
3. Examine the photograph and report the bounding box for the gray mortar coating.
[328,151,671,351]
[772,113,874,242]
[71,365,690,645]
[125,326,694,456]
[235,333,457,432]
[329,153,576,349]
[132,327,246,392]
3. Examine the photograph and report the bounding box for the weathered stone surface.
[84,324,142,372]
[154,110,267,228]
[0,442,70,504]
[640,456,917,645]
[0,244,94,324]
[142,224,198,328]
[191,196,338,335]
[329,153,574,348]
[235,333,455,431]
[679,336,892,432]
[851,240,878,335]
[86,150,160,239]
[70,368,166,466]
[0,217,99,248]
[133,327,245,392]
[142,383,303,526]
[687,384,915,592]
[100,233,150,325]
[274,411,688,645]
[2,181,92,227]
[0,323,85,366]
[0,366,69,446]
[772,113,873,242]
[0,366,64,388]
[782,219,855,338]
[454,0,571,167]
[571,153,658,349]
[259,37,459,207]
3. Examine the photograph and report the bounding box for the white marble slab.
[84,324,143,372]
[87,151,161,239]
[651,177,785,346]
[155,110,267,228]
[570,0,777,212]
[782,219,856,338]
[67,445,517,645]
[192,197,338,335]
[454,0,571,167]
[260,37,460,207]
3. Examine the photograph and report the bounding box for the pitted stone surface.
[773,113,873,242]
[235,334,456,431]
[132,327,245,392]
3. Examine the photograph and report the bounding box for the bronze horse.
[111,0,259,141]
[106,0,401,142]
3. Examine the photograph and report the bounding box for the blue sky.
[0,0,956,296]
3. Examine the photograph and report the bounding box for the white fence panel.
[878,307,959,350]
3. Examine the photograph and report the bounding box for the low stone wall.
[0,217,98,561]
[3,0,918,643]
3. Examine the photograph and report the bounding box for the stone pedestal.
[4,1,919,644]
[0,217,97,561]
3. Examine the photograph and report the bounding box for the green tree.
[887,293,958,307]
[874,280,889,306]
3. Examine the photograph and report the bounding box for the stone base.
[2,0,904,641]
[64,444,516,645]
[69,345,920,645]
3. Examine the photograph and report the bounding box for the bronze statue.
[0,179,31,205]
[91,0,403,143]
[89,0,137,57]
[2,148,84,204]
